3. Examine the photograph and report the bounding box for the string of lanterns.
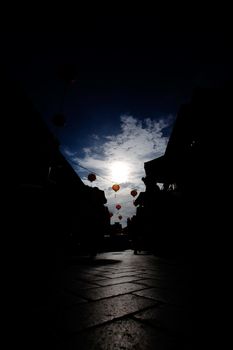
[51,64,139,223]
[85,172,139,222]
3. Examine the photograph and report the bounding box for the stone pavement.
[32,250,193,349]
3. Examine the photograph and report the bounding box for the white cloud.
[66,115,173,227]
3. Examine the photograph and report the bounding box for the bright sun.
[110,161,129,183]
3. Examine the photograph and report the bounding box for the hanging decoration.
[130,189,138,197]
[88,173,96,182]
[112,184,120,192]
[112,183,120,198]
[118,215,122,220]
[116,204,121,210]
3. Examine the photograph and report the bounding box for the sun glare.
[110,161,129,183]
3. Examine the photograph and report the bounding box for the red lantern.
[116,204,121,210]
[118,215,122,220]
[130,190,138,197]
[112,184,120,192]
[88,173,96,182]
[109,212,113,218]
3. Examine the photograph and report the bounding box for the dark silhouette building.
[133,84,231,256]
[4,77,110,305]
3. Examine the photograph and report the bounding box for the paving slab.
[61,318,177,350]
[133,305,192,336]
[56,293,157,333]
[73,282,148,301]
[94,276,145,286]
[133,287,191,307]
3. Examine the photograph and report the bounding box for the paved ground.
[28,250,193,349]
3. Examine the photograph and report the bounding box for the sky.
[64,114,173,226]
[2,23,230,226]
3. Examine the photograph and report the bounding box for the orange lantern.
[112,184,120,192]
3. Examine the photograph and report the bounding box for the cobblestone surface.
[27,250,193,349]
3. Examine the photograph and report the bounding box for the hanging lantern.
[118,215,122,220]
[116,204,121,210]
[130,189,138,197]
[52,113,66,127]
[112,184,120,192]
[109,212,113,218]
[88,173,96,182]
